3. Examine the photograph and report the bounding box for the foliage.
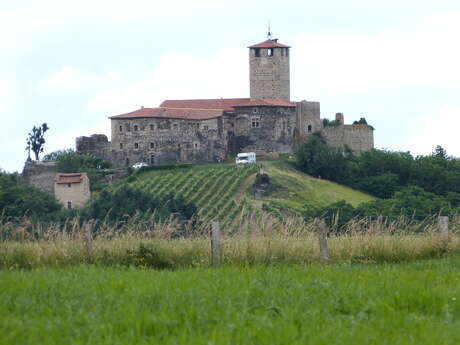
[44,149,112,191]
[0,171,61,219]
[25,123,49,160]
[352,117,368,125]
[304,186,455,228]
[295,133,352,183]
[321,118,341,127]
[82,185,197,227]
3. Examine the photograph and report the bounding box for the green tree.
[25,123,49,161]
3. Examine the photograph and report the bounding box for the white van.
[235,152,256,165]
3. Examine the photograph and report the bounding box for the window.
[119,125,123,132]
[126,158,130,166]
[67,183,71,188]
[196,123,200,129]
[150,155,155,164]
[178,143,181,148]
[204,125,209,130]
[267,48,273,56]
[252,121,260,128]
[307,125,312,133]
[134,125,138,131]
[120,143,123,149]
[173,123,178,130]
[194,142,199,149]
[67,201,72,209]
[150,124,154,130]
[252,108,258,114]
[150,142,154,149]
[134,143,139,149]
[255,48,261,57]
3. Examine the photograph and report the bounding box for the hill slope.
[124,160,375,225]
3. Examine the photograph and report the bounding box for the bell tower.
[248,31,290,101]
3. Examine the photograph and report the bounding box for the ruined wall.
[322,124,374,153]
[54,176,91,209]
[227,106,296,154]
[76,134,111,161]
[21,160,57,194]
[110,117,227,166]
[295,101,322,140]
[249,47,290,101]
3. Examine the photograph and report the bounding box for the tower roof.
[248,39,290,49]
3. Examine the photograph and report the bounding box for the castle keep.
[77,35,374,166]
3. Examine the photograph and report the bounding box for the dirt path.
[233,172,257,202]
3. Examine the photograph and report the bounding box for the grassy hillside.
[123,159,374,224]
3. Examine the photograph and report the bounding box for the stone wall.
[295,101,322,140]
[249,47,290,101]
[21,160,57,194]
[76,134,111,161]
[110,117,227,166]
[227,106,296,154]
[322,124,374,153]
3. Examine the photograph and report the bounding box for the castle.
[76,34,374,166]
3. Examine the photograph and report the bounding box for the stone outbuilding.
[54,173,90,209]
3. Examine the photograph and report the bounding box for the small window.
[194,142,199,149]
[120,143,123,149]
[67,201,72,209]
[134,143,139,149]
[126,158,130,166]
[267,48,273,56]
[204,125,209,130]
[173,123,178,130]
[196,123,200,129]
[252,108,258,114]
[178,143,181,148]
[307,125,312,133]
[150,155,155,164]
[134,125,138,131]
[252,121,260,128]
[150,142,154,149]
[255,48,261,57]
[119,125,123,132]
[150,124,154,130]
[67,183,71,188]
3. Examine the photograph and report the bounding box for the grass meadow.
[2,214,460,344]
[1,259,460,345]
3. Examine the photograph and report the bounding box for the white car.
[132,162,148,169]
[235,152,256,165]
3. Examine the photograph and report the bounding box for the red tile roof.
[248,39,290,49]
[110,107,224,120]
[160,98,250,111]
[233,98,296,107]
[55,173,87,184]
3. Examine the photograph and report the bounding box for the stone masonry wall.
[21,160,57,194]
[249,47,290,101]
[322,124,374,153]
[295,101,322,140]
[76,134,111,161]
[227,106,296,154]
[110,117,227,166]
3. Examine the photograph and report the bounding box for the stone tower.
[248,35,290,101]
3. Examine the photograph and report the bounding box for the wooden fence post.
[211,221,221,267]
[317,219,329,263]
[84,220,94,262]
[438,216,449,243]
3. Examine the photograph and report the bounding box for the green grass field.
[1,257,460,345]
[121,159,374,223]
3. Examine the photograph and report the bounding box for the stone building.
[54,173,90,209]
[76,34,374,166]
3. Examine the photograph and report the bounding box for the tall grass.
[1,213,460,269]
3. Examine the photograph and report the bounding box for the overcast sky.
[1,0,460,172]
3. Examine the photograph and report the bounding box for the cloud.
[406,106,460,157]
[292,13,460,98]
[87,48,248,114]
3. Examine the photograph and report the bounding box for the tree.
[25,123,49,161]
